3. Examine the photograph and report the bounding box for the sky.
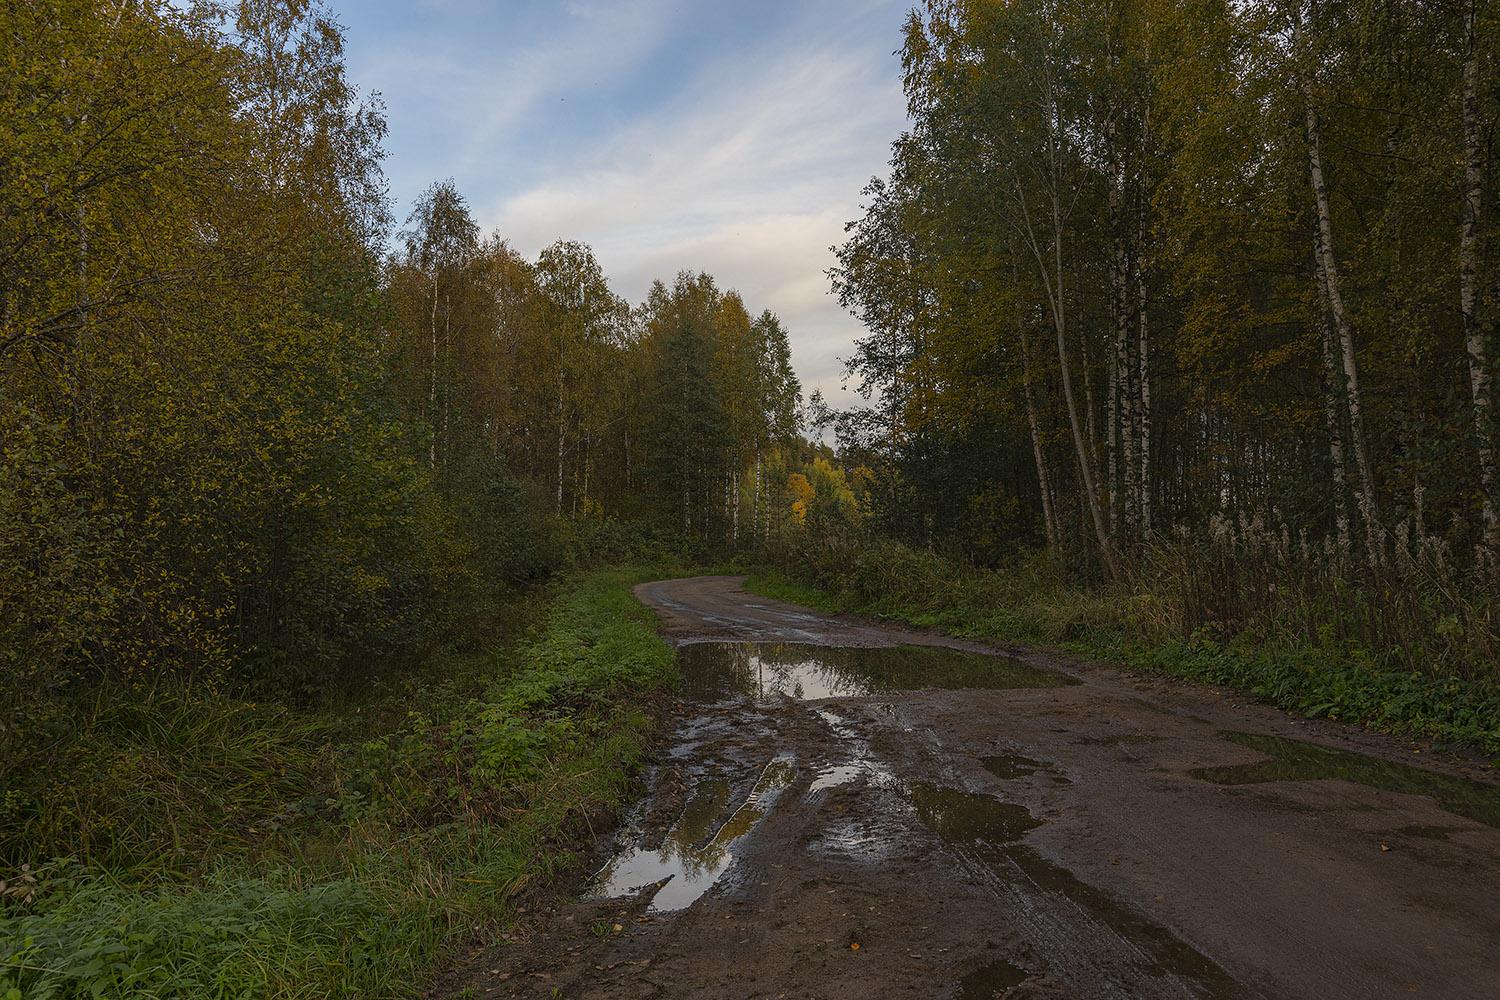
[339,0,914,403]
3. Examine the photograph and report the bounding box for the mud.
[433,576,1500,1000]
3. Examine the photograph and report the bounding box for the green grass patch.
[0,567,675,999]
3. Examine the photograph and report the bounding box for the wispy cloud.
[347,0,911,395]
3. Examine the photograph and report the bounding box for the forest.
[1,0,844,783]
[820,0,1500,679]
[3,0,1499,997]
[0,3,842,993]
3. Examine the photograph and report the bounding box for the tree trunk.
[555,422,565,516]
[1137,197,1152,541]
[1106,118,1136,542]
[753,449,761,542]
[1137,20,1153,542]
[581,431,590,516]
[1461,0,1499,562]
[1320,301,1352,563]
[1019,314,1060,551]
[1107,161,1121,536]
[1016,164,1120,580]
[428,273,438,468]
[441,292,451,470]
[1300,22,1379,561]
[1078,312,1101,484]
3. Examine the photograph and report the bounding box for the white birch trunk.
[1019,316,1060,551]
[555,424,565,517]
[1320,304,1352,563]
[1299,19,1379,561]
[1461,0,1499,558]
[428,273,438,468]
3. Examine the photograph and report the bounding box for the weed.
[0,568,676,999]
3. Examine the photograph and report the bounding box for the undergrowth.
[0,568,675,999]
[748,538,1500,758]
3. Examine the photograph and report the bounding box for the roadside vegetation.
[2,1,828,995]
[748,536,1500,757]
[8,0,1500,995]
[778,1,1500,760]
[0,568,675,999]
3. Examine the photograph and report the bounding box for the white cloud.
[481,6,910,396]
[353,0,683,191]
[347,0,912,399]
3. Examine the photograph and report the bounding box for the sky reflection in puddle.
[677,641,1072,703]
[587,755,796,912]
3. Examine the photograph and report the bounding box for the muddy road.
[439,576,1500,999]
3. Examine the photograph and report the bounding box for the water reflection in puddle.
[587,756,796,912]
[809,763,865,792]
[957,958,1029,998]
[981,754,1070,784]
[677,642,1072,702]
[905,781,1040,843]
[1193,732,1500,828]
[902,782,1245,998]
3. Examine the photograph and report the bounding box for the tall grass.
[0,568,675,1000]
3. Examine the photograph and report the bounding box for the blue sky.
[340,0,914,400]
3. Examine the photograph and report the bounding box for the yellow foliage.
[787,473,815,525]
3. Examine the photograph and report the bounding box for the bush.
[0,568,676,999]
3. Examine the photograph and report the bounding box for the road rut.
[434,575,1500,1000]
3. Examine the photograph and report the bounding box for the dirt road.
[437,576,1500,1000]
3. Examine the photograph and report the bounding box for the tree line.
[828,0,1500,602]
[384,183,809,542]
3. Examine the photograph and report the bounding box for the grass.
[0,567,676,1000]
[745,538,1500,759]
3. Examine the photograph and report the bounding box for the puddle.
[981,754,1068,784]
[809,764,865,792]
[957,958,1029,998]
[677,642,1072,702]
[904,782,1245,998]
[1192,732,1500,829]
[905,781,1041,844]
[588,756,796,912]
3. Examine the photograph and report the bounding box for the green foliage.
[644,291,731,535]
[342,569,674,830]
[0,865,417,1000]
[1130,639,1500,755]
[0,400,120,781]
[2,0,445,700]
[829,0,1500,585]
[0,569,675,1000]
[1,693,327,871]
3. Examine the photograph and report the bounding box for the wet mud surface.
[434,576,1500,1000]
